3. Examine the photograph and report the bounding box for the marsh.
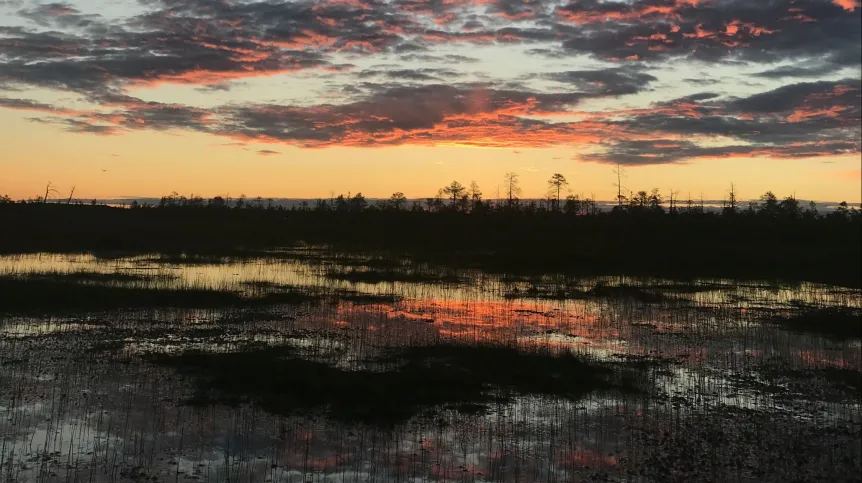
[0,249,859,482]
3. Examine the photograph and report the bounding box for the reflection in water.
[0,252,860,481]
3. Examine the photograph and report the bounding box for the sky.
[0,0,860,202]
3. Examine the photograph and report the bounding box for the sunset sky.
[1,0,860,202]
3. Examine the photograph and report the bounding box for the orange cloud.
[833,0,860,11]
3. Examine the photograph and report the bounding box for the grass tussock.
[773,307,861,340]
[19,270,175,283]
[324,268,462,285]
[0,276,323,313]
[0,273,403,314]
[148,343,641,425]
[505,282,668,303]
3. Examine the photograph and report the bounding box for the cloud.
[0,97,85,115]
[5,78,858,166]
[554,0,861,66]
[257,149,280,156]
[0,0,858,169]
[543,66,657,96]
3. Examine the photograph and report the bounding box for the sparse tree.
[804,200,818,219]
[564,194,581,215]
[503,172,521,208]
[468,181,482,211]
[728,183,738,211]
[349,192,367,212]
[648,188,663,213]
[389,192,408,210]
[468,181,482,201]
[612,163,626,208]
[831,200,850,219]
[779,195,801,218]
[758,191,779,216]
[668,189,680,213]
[42,182,59,203]
[442,181,465,205]
[548,173,568,210]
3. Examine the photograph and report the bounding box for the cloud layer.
[1,0,859,164]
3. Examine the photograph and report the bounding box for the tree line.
[2,171,859,221]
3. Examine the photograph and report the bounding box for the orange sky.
[0,0,860,202]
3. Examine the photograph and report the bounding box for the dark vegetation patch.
[19,270,175,283]
[140,253,231,265]
[243,281,402,305]
[505,282,670,303]
[0,272,401,314]
[0,277,243,313]
[324,269,463,285]
[772,307,861,340]
[0,276,323,313]
[633,404,862,482]
[147,343,643,425]
[726,358,862,403]
[336,291,402,304]
[2,204,859,287]
[328,257,404,269]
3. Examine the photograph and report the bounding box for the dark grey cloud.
[195,82,245,93]
[583,139,860,165]
[29,117,119,135]
[544,66,657,95]
[1,0,859,101]
[584,79,862,164]
[17,2,105,31]
[0,97,78,114]
[725,79,861,115]
[0,0,859,167]
[355,67,461,81]
[684,78,721,86]
[554,0,861,66]
[753,63,848,79]
[398,53,480,64]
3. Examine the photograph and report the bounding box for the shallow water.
[0,251,860,482]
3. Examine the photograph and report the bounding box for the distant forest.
[2,172,859,217]
[2,173,859,287]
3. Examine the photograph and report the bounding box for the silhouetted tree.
[349,193,367,212]
[803,201,818,219]
[564,194,581,215]
[388,192,408,210]
[723,183,738,215]
[758,191,779,217]
[209,196,227,208]
[648,188,663,213]
[779,196,801,218]
[442,181,465,207]
[831,201,851,220]
[469,181,482,201]
[335,195,349,212]
[42,182,59,204]
[548,173,568,210]
[612,163,626,208]
[503,172,521,208]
